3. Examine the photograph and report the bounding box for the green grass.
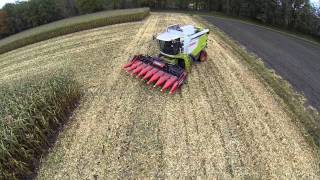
[0,8,150,55]
[196,16,320,149]
[0,73,81,179]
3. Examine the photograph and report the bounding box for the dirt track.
[202,15,320,110]
[0,13,319,179]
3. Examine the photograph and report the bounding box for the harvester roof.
[156,25,197,41]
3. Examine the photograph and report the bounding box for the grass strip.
[0,8,150,55]
[0,73,81,179]
[196,15,320,149]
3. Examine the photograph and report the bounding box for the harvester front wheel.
[178,59,185,69]
[199,50,208,62]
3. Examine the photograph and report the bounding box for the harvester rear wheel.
[199,50,208,62]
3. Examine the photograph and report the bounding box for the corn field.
[0,74,81,179]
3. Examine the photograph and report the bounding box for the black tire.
[178,59,185,69]
[199,50,208,62]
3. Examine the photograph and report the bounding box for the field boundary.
[199,14,320,47]
[195,16,320,150]
[0,8,150,55]
[153,10,320,46]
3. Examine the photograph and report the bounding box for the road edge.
[199,14,320,47]
[153,10,320,47]
[194,15,320,153]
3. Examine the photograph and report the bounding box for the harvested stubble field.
[0,13,319,179]
[0,8,149,54]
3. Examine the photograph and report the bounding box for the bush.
[0,73,81,179]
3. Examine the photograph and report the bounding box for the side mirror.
[152,35,156,40]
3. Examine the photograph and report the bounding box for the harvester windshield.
[158,40,182,55]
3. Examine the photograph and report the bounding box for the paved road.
[202,16,320,110]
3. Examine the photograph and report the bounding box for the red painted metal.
[169,81,179,94]
[161,76,178,92]
[123,61,135,68]
[125,61,142,72]
[137,65,153,78]
[152,61,165,68]
[123,55,188,94]
[142,68,159,81]
[154,73,171,87]
[131,63,147,76]
[147,70,165,84]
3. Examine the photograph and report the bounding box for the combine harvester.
[123,24,209,94]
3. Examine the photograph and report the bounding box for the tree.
[54,0,78,17]
[75,0,104,14]
[0,11,9,37]
[1,0,319,40]
[27,0,63,26]
[226,0,230,14]
[1,0,63,37]
[176,0,189,9]
[2,2,31,33]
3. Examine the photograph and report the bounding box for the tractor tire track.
[194,62,246,178]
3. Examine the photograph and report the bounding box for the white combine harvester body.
[123,24,209,94]
[156,24,209,55]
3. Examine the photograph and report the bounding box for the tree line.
[205,0,320,39]
[0,0,319,40]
